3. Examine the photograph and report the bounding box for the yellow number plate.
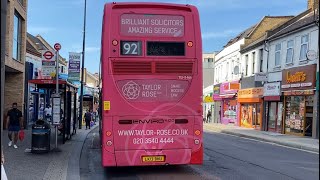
[142,156,165,162]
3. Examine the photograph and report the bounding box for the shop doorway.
[267,102,283,133]
[240,103,262,129]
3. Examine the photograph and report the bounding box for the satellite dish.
[233,66,239,75]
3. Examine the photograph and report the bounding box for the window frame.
[286,39,294,64]
[245,54,248,76]
[252,51,256,74]
[299,34,309,61]
[275,43,281,67]
[12,12,22,62]
[259,49,263,72]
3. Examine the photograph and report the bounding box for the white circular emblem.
[122,81,140,99]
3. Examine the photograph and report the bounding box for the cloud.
[202,29,242,39]
[27,26,55,34]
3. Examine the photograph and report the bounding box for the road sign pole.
[55,50,59,150]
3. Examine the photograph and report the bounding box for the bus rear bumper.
[114,149,192,166]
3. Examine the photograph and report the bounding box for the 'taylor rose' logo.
[122,81,140,99]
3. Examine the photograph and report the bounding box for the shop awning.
[264,96,280,101]
[29,79,78,89]
[219,93,236,99]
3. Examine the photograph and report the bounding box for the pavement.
[2,122,98,180]
[204,123,319,153]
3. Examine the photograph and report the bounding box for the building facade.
[264,3,319,137]
[4,0,28,127]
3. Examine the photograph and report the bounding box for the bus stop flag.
[68,52,81,81]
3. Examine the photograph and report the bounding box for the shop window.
[223,100,237,120]
[285,96,305,135]
[275,43,281,67]
[286,40,294,64]
[299,34,309,61]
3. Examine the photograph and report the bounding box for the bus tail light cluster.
[187,41,193,47]
[106,140,113,146]
[106,131,112,137]
[194,139,200,145]
[112,40,118,46]
[194,130,201,136]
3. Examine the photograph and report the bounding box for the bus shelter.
[28,79,78,144]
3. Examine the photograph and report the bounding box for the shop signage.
[263,82,281,96]
[254,72,268,82]
[238,87,263,98]
[281,64,316,91]
[68,52,81,81]
[283,90,314,96]
[220,81,240,95]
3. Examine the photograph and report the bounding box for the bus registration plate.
[142,155,165,162]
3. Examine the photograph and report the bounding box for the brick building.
[4,0,28,126]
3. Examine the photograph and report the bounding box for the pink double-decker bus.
[100,2,203,167]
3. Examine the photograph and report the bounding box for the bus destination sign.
[120,14,184,37]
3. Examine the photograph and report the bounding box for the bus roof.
[105,2,197,12]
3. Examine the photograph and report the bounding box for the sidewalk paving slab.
[204,123,319,153]
[2,123,98,180]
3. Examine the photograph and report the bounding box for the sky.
[27,0,307,73]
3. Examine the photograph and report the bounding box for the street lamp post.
[79,0,87,129]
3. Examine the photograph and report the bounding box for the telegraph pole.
[79,0,87,129]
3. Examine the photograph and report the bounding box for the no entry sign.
[54,43,61,51]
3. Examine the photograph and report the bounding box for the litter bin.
[31,120,51,153]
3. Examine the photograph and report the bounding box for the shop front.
[213,84,222,123]
[219,81,239,125]
[263,82,283,133]
[238,87,263,130]
[281,64,316,137]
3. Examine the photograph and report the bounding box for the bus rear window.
[147,42,185,56]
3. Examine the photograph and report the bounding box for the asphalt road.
[80,128,319,180]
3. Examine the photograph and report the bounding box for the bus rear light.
[195,130,201,136]
[112,40,118,46]
[187,41,193,47]
[194,139,200,145]
[106,131,112,136]
[106,140,113,146]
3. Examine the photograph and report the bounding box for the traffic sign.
[43,51,54,60]
[54,43,61,51]
[41,50,55,61]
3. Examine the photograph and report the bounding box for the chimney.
[308,0,319,10]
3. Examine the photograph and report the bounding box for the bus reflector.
[106,131,112,136]
[107,141,113,146]
[187,41,193,47]
[112,40,118,46]
[195,130,201,136]
[194,139,200,145]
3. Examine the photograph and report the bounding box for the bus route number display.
[120,41,142,56]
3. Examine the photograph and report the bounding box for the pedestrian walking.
[84,109,92,130]
[206,110,212,123]
[7,102,23,149]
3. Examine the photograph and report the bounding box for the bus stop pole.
[55,50,59,149]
